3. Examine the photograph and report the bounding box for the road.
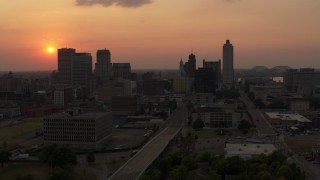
[109,103,187,180]
[239,91,276,136]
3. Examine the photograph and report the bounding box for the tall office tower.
[223,40,234,86]
[113,63,131,80]
[183,53,196,77]
[94,49,113,86]
[203,59,221,83]
[179,59,185,76]
[58,48,76,84]
[72,53,92,87]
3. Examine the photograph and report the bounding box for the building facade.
[183,53,196,77]
[203,59,221,83]
[58,48,76,84]
[94,49,113,86]
[194,68,216,94]
[43,110,112,149]
[113,63,131,80]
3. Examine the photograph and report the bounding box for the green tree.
[192,117,204,130]
[238,120,252,135]
[181,156,197,170]
[168,165,188,180]
[257,170,272,180]
[254,99,266,108]
[0,142,11,167]
[277,165,293,179]
[48,167,70,180]
[248,92,255,101]
[40,144,77,167]
[15,174,34,180]
[207,170,221,180]
[86,152,95,164]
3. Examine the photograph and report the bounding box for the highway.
[109,103,187,180]
[239,91,276,136]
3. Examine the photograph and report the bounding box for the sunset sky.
[0,0,319,71]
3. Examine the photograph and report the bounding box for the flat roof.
[265,112,312,123]
[225,143,276,157]
[45,111,110,120]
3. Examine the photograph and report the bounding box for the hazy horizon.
[1,0,319,71]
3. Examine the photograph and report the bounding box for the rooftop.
[225,143,276,158]
[45,111,110,120]
[265,112,311,123]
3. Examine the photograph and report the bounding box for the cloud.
[75,0,152,7]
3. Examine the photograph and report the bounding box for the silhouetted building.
[113,63,131,80]
[142,79,165,96]
[58,48,76,84]
[173,76,192,93]
[223,40,234,86]
[111,96,138,116]
[94,49,113,86]
[195,68,216,94]
[203,59,221,83]
[53,86,73,107]
[284,68,320,94]
[183,53,196,77]
[58,48,93,89]
[72,53,92,88]
[43,110,112,149]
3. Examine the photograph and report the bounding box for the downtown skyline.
[0,0,320,71]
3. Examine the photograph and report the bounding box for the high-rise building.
[183,53,196,77]
[203,59,221,83]
[94,49,113,86]
[113,63,131,80]
[57,48,92,88]
[58,48,76,84]
[72,53,92,87]
[223,40,234,86]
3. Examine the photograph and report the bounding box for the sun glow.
[47,46,54,53]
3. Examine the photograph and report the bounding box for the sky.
[0,0,319,71]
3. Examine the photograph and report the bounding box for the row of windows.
[44,123,95,127]
[44,131,95,135]
[44,136,96,142]
[45,119,95,123]
[44,127,95,131]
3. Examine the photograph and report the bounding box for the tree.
[0,141,11,167]
[248,92,255,101]
[48,167,70,180]
[192,117,204,130]
[268,98,286,109]
[188,115,193,127]
[86,152,95,164]
[207,170,221,180]
[254,99,266,108]
[168,165,188,180]
[40,144,77,167]
[238,120,252,130]
[257,170,272,180]
[277,165,293,179]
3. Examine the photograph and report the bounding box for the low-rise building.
[265,112,312,128]
[288,98,310,112]
[225,143,276,160]
[111,96,138,116]
[193,106,234,128]
[43,110,112,149]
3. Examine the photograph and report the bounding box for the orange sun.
[47,46,54,53]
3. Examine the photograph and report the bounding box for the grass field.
[0,118,42,147]
[0,163,97,180]
[286,135,320,153]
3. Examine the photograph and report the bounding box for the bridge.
[109,104,187,180]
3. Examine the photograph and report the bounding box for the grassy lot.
[0,163,97,180]
[286,135,320,153]
[0,118,42,147]
[0,163,49,180]
[187,128,257,139]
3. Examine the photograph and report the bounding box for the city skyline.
[0,0,320,71]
